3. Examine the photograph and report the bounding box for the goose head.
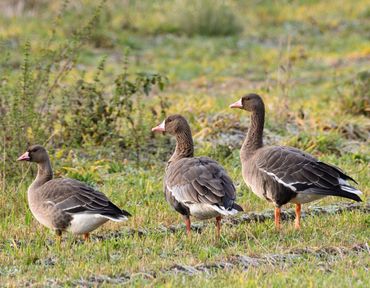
[152,114,191,135]
[17,145,48,164]
[230,93,264,112]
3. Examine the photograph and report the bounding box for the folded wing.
[165,157,242,215]
[256,146,362,202]
[39,178,131,221]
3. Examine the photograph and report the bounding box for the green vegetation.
[171,0,243,36]
[0,0,369,286]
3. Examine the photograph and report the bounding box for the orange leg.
[274,207,281,230]
[215,216,222,240]
[295,204,301,230]
[184,217,191,236]
[83,233,90,241]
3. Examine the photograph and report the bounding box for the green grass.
[0,0,369,286]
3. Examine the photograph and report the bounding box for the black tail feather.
[304,188,362,202]
[232,203,244,212]
[108,201,132,217]
[317,161,358,184]
[121,209,132,217]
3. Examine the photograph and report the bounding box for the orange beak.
[17,151,30,161]
[229,99,243,109]
[151,120,165,132]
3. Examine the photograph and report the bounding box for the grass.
[0,0,369,286]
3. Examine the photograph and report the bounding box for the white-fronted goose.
[230,94,362,230]
[152,115,243,238]
[17,145,131,240]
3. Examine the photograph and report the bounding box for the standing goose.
[230,94,362,230]
[152,115,243,238]
[17,145,131,241]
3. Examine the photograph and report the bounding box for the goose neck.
[30,159,53,191]
[241,107,264,160]
[169,130,194,163]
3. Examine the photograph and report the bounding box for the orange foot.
[274,207,281,230]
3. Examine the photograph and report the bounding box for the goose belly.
[68,213,108,234]
[290,193,326,204]
[188,204,220,220]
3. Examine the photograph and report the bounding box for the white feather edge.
[100,214,129,222]
[260,169,362,196]
[71,213,128,222]
[259,168,297,191]
[57,206,128,222]
[339,179,362,195]
[209,205,240,216]
[48,201,129,222]
[168,185,240,216]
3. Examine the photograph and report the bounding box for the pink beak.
[151,120,165,132]
[229,99,243,108]
[17,151,30,161]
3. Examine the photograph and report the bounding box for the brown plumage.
[230,94,362,230]
[17,145,131,240]
[152,115,243,238]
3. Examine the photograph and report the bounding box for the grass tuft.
[171,0,243,37]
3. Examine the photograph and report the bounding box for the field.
[0,0,369,287]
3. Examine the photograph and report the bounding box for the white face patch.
[159,120,165,130]
[229,99,243,108]
[17,151,30,161]
[152,120,166,132]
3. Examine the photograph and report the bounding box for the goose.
[229,94,362,229]
[17,145,131,241]
[152,115,243,238]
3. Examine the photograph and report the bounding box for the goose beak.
[17,151,30,161]
[152,120,165,132]
[229,99,243,109]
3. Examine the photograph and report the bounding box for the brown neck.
[241,106,265,160]
[169,129,194,163]
[30,158,53,190]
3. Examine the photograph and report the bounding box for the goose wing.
[255,146,362,201]
[165,157,239,212]
[38,178,131,220]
